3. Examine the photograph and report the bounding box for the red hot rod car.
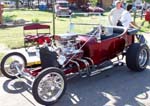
[0,14,149,105]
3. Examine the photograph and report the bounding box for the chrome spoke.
[138,49,148,67]
[37,72,64,102]
[3,55,25,77]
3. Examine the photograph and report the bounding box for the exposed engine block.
[55,33,83,65]
[40,33,83,68]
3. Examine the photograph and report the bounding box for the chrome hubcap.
[139,48,148,67]
[4,55,25,76]
[37,72,64,102]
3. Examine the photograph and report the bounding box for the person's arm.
[129,12,140,29]
[130,22,141,29]
[108,9,113,25]
[108,14,112,25]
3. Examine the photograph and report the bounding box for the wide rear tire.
[126,43,149,71]
[32,67,66,105]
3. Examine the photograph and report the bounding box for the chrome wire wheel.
[138,48,148,67]
[32,67,66,105]
[1,52,26,79]
[37,72,65,102]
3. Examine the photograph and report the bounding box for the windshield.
[59,3,68,8]
[68,13,109,34]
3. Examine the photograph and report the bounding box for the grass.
[1,10,67,48]
[137,20,150,32]
[0,27,23,48]
[0,53,4,62]
[1,10,106,48]
[0,9,150,49]
[3,9,52,22]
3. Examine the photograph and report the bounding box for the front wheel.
[126,43,149,71]
[0,52,27,79]
[32,67,66,105]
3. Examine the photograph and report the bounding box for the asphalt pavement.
[0,33,150,106]
[0,65,150,106]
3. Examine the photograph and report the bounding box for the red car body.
[52,26,134,75]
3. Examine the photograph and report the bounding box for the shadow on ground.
[1,65,150,106]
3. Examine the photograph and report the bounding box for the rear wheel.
[1,52,27,79]
[126,43,149,71]
[32,67,66,105]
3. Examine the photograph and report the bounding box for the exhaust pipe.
[75,58,91,77]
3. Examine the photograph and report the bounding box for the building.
[100,0,113,8]
[68,0,87,6]
[67,0,113,9]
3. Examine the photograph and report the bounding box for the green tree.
[126,0,150,3]
[126,0,133,3]
[90,0,97,6]
[15,0,19,9]
[145,0,150,3]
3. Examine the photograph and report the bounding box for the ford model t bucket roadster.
[0,13,149,105]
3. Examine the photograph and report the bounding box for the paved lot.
[0,33,150,106]
[0,65,150,106]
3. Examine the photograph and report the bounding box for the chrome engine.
[55,33,83,65]
[40,33,96,77]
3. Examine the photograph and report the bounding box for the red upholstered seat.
[23,23,51,48]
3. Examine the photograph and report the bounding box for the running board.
[90,62,121,76]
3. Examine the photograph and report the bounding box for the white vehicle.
[3,0,15,8]
[55,0,71,17]
[134,0,143,9]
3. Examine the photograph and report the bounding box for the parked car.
[55,0,71,17]
[80,4,105,14]
[2,0,15,8]
[32,0,38,8]
[0,13,149,105]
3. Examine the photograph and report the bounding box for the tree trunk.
[16,0,19,9]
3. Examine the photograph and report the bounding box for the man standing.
[108,0,124,26]
[120,4,140,28]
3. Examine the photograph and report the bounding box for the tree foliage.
[126,0,133,3]
[126,0,150,3]
[145,0,150,3]
[90,0,98,6]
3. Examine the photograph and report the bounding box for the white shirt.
[109,8,124,26]
[120,10,133,28]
